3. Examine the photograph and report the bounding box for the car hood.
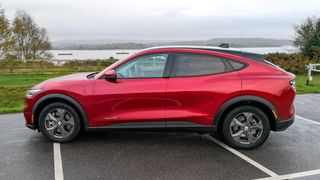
[32,72,94,90]
[45,72,94,82]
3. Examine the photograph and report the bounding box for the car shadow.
[74,130,220,148]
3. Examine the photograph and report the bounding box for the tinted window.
[116,53,168,78]
[175,54,226,76]
[228,60,245,70]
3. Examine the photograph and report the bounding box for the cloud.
[2,0,320,41]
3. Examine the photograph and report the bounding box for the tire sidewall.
[38,102,81,143]
[222,106,270,150]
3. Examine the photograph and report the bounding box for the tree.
[0,5,13,59]
[11,10,51,60]
[294,17,320,61]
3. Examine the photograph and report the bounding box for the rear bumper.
[274,116,294,131]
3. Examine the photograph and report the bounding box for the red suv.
[23,46,295,149]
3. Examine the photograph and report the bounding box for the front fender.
[32,93,89,129]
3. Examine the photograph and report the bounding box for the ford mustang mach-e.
[23,46,295,149]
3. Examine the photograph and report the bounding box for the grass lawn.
[295,74,320,94]
[0,73,70,114]
[0,73,319,114]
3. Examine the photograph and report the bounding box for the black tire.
[38,102,81,143]
[222,106,270,150]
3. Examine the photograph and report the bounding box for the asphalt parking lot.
[0,94,320,180]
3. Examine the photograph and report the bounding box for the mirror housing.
[104,70,117,82]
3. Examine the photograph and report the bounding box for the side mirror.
[104,70,117,82]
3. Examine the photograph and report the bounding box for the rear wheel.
[38,102,81,143]
[222,106,270,149]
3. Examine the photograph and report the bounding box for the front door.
[91,53,170,127]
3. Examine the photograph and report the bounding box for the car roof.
[142,45,266,63]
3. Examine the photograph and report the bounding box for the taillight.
[289,79,296,91]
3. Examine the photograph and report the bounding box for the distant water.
[50,46,297,60]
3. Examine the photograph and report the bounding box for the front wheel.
[222,106,270,149]
[38,102,81,143]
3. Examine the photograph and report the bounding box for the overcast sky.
[2,0,320,42]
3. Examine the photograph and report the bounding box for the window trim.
[170,52,239,78]
[114,53,172,79]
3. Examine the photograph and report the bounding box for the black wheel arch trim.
[213,95,279,126]
[32,93,89,129]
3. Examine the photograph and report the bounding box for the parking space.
[0,113,54,180]
[239,119,320,176]
[61,132,268,180]
[0,94,320,180]
[295,94,320,122]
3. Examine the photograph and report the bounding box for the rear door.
[165,52,242,126]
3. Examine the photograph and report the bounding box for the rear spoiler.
[218,43,229,48]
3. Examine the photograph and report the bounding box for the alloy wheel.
[44,108,75,139]
[229,112,264,145]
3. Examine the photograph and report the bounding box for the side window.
[175,53,226,77]
[227,59,246,70]
[116,53,168,78]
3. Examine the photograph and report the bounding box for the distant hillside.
[209,38,292,47]
[54,43,146,50]
[53,38,292,50]
[169,38,292,47]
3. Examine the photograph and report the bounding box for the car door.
[91,53,170,127]
[165,52,242,127]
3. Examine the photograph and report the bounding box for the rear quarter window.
[227,60,246,70]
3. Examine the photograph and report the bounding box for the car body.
[23,46,296,149]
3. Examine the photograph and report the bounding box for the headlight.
[289,80,296,91]
[26,89,42,97]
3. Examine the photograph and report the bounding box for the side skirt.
[86,121,217,133]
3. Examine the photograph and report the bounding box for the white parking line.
[296,115,320,125]
[255,169,320,180]
[53,143,64,180]
[206,135,279,178]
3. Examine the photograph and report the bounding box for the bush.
[63,59,116,68]
[264,53,313,74]
[0,58,117,74]
[294,16,320,61]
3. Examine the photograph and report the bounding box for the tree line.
[0,5,51,60]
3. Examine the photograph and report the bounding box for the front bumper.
[274,116,294,131]
[26,123,36,130]
[24,95,37,130]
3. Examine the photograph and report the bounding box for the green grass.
[0,73,71,87]
[0,73,319,114]
[0,73,69,114]
[0,86,29,113]
[296,74,320,94]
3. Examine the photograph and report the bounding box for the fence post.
[40,60,44,72]
[9,60,14,73]
[306,64,313,85]
[97,61,101,71]
[77,61,81,72]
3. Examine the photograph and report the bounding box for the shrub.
[294,16,320,61]
[264,53,312,74]
[0,58,118,74]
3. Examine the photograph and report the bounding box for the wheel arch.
[214,95,278,132]
[32,93,89,130]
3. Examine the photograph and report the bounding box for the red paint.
[24,48,295,128]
